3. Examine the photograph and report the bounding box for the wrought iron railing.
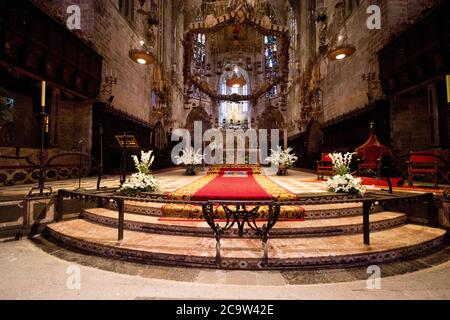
[56,189,384,266]
[0,151,104,197]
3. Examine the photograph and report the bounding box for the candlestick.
[44,115,49,133]
[41,80,46,108]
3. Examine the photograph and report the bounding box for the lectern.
[115,133,139,184]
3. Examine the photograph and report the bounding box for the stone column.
[284,128,288,149]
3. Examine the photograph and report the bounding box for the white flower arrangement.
[326,152,366,195]
[132,150,154,175]
[326,174,366,195]
[265,146,298,168]
[329,152,354,175]
[175,147,204,175]
[175,147,204,166]
[118,150,160,195]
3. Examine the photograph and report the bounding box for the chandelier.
[226,66,246,88]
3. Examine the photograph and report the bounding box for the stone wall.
[390,94,431,154]
[286,0,445,157]
[287,0,442,126]
[57,99,93,153]
[92,0,153,122]
[47,0,95,33]
[320,0,392,123]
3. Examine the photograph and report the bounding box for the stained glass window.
[193,33,206,68]
[288,7,297,50]
[264,35,278,96]
[151,90,157,111]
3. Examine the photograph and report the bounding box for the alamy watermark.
[66,264,81,290]
[170,121,281,168]
[66,5,81,30]
[367,5,382,30]
[367,265,382,290]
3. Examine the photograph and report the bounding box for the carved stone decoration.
[315,8,328,54]
[204,14,217,28]
[183,7,290,105]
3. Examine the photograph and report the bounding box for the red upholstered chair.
[317,153,334,180]
[357,145,384,177]
[355,122,391,177]
[407,151,440,188]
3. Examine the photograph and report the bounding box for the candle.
[447,75,450,103]
[41,80,46,108]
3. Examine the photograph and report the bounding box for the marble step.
[107,201,366,220]
[81,207,406,238]
[47,219,447,270]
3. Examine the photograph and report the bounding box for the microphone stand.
[76,139,86,190]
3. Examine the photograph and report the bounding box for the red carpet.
[360,177,404,187]
[192,170,271,201]
[158,217,305,223]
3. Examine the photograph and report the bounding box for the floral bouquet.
[326,152,366,195]
[265,146,298,175]
[175,147,204,175]
[118,150,160,195]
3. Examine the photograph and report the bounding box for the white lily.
[265,146,298,167]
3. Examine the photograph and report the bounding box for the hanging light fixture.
[129,40,156,65]
[130,0,157,65]
[226,66,247,88]
[327,26,355,61]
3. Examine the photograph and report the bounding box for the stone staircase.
[46,201,447,270]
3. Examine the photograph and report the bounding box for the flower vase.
[277,164,288,176]
[185,166,196,176]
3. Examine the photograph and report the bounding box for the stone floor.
[1,166,446,199]
[48,219,445,259]
[0,168,204,198]
[0,238,450,299]
[1,167,449,299]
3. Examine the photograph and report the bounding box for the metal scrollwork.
[201,201,281,266]
[56,189,399,267]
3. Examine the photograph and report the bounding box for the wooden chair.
[317,153,334,180]
[357,145,384,177]
[355,122,391,177]
[407,151,440,188]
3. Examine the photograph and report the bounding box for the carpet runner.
[162,165,304,220]
[192,169,270,201]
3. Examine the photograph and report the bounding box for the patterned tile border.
[47,227,446,270]
[81,210,407,239]
[106,201,365,220]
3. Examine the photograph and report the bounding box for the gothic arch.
[257,106,285,130]
[305,120,322,158]
[152,121,167,150]
[185,107,212,135]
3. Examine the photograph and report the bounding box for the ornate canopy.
[183,3,290,105]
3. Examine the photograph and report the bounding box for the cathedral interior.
[0,0,450,301]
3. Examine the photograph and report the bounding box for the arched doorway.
[185,107,212,136]
[305,120,322,158]
[258,107,285,131]
[152,121,166,150]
